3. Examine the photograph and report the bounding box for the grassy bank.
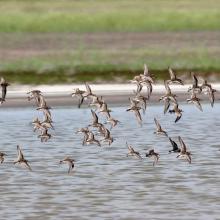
[1,64,220,84]
[0,0,220,83]
[1,31,220,84]
[0,0,219,32]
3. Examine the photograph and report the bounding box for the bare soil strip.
[0,31,220,61]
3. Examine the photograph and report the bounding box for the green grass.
[0,0,219,32]
[1,48,219,84]
[0,0,220,83]
[2,48,220,70]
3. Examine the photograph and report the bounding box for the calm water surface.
[0,103,220,220]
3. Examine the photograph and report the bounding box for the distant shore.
[1,83,219,108]
[1,31,220,84]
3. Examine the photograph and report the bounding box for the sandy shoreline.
[2,83,220,108]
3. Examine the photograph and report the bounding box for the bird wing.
[135,110,142,125]
[42,108,52,118]
[67,161,74,173]
[1,85,7,100]
[208,89,215,107]
[194,100,203,112]
[17,145,24,161]
[154,118,162,130]
[135,152,142,159]
[126,142,134,153]
[168,67,176,80]
[175,113,182,123]
[169,138,179,151]
[78,96,84,108]
[91,109,98,123]
[85,82,92,94]
[39,95,47,108]
[192,73,199,87]
[23,161,32,171]
[146,81,153,95]
[104,127,111,138]
[136,82,143,93]
[148,149,154,155]
[103,111,111,119]
[178,136,187,153]
[143,64,149,76]
[164,81,171,94]
[186,154,192,164]
[152,154,159,166]
[164,99,170,114]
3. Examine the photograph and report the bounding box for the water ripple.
[0,103,219,219]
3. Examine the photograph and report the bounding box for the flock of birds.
[0,65,218,173]
[127,65,216,126]
[125,65,216,165]
[28,90,54,142]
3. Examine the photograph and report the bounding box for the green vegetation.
[1,68,218,85]
[1,49,219,84]
[1,39,220,83]
[0,0,220,83]
[0,0,219,32]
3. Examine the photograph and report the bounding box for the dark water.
[0,103,219,220]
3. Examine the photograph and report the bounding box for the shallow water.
[0,102,220,220]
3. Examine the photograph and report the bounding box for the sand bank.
[3,83,220,108]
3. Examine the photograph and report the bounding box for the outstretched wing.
[1,85,7,100]
[186,154,192,164]
[143,64,149,76]
[152,154,159,166]
[39,95,47,108]
[154,118,162,130]
[208,89,215,107]
[104,127,111,138]
[135,110,142,125]
[192,73,198,87]
[126,142,134,153]
[169,138,179,151]
[85,82,92,94]
[67,161,74,174]
[178,136,187,153]
[23,161,32,171]
[164,99,170,114]
[175,114,182,123]
[91,109,98,123]
[194,100,203,112]
[135,152,142,160]
[17,145,24,161]
[168,67,176,80]
[164,81,171,94]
